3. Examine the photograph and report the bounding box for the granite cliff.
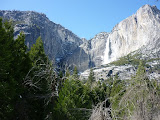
[0,4,160,74]
[103,4,160,64]
[0,10,85,70]
[81,4,160,80]
[0,10,109,71]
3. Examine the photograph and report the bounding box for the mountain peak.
[137,4,159,15]
[142,4,152,9]
[140,4,157,10]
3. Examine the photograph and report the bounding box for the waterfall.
[103,39,110,64]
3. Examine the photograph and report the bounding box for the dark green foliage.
[110,53,141,66]
[135,61,146,79]
[0,18,31,120]
[12,32,31,79]
[0,18,55,120]
[65,68,70,77]
[86,68,110,105]
[105,77,114,97]
[29,36,47,65]
[88,68,95,83]
[28,36,49,94]
[110,78,125,110]
[59,70,63,78]
[0,18,14,81]
[54,69,112,120]
[91,81,109,106]
[25,36,57,120]
[99,76,126,119]
[55,76,92,120]
[73,66,78,79]
[87,68,95,89]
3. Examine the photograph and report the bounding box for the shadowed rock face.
[0,10,85,69]
[76,32,109,69]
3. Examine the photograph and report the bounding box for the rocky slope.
[81,60,160,81]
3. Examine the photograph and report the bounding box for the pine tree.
[55,76,92,120]
[0,18,14,81]
[29,36,47,65]
[0,18,32,119]
[65,68,70,77]
[12,32,31,83]
[87,68,95,89]
[26,37,57,119]
[135,61,146,83]
[0,18,18,119]
[73,66,78,79]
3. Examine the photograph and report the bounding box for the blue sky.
[1,0,160,39]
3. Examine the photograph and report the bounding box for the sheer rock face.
[0,10,83,67]
[103,4,160,64]
[81,5,160,79]
[89,32,109,66]
[79,4,160,70]
[79,32,109,67]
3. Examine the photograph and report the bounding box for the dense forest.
[0,18,160,120]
